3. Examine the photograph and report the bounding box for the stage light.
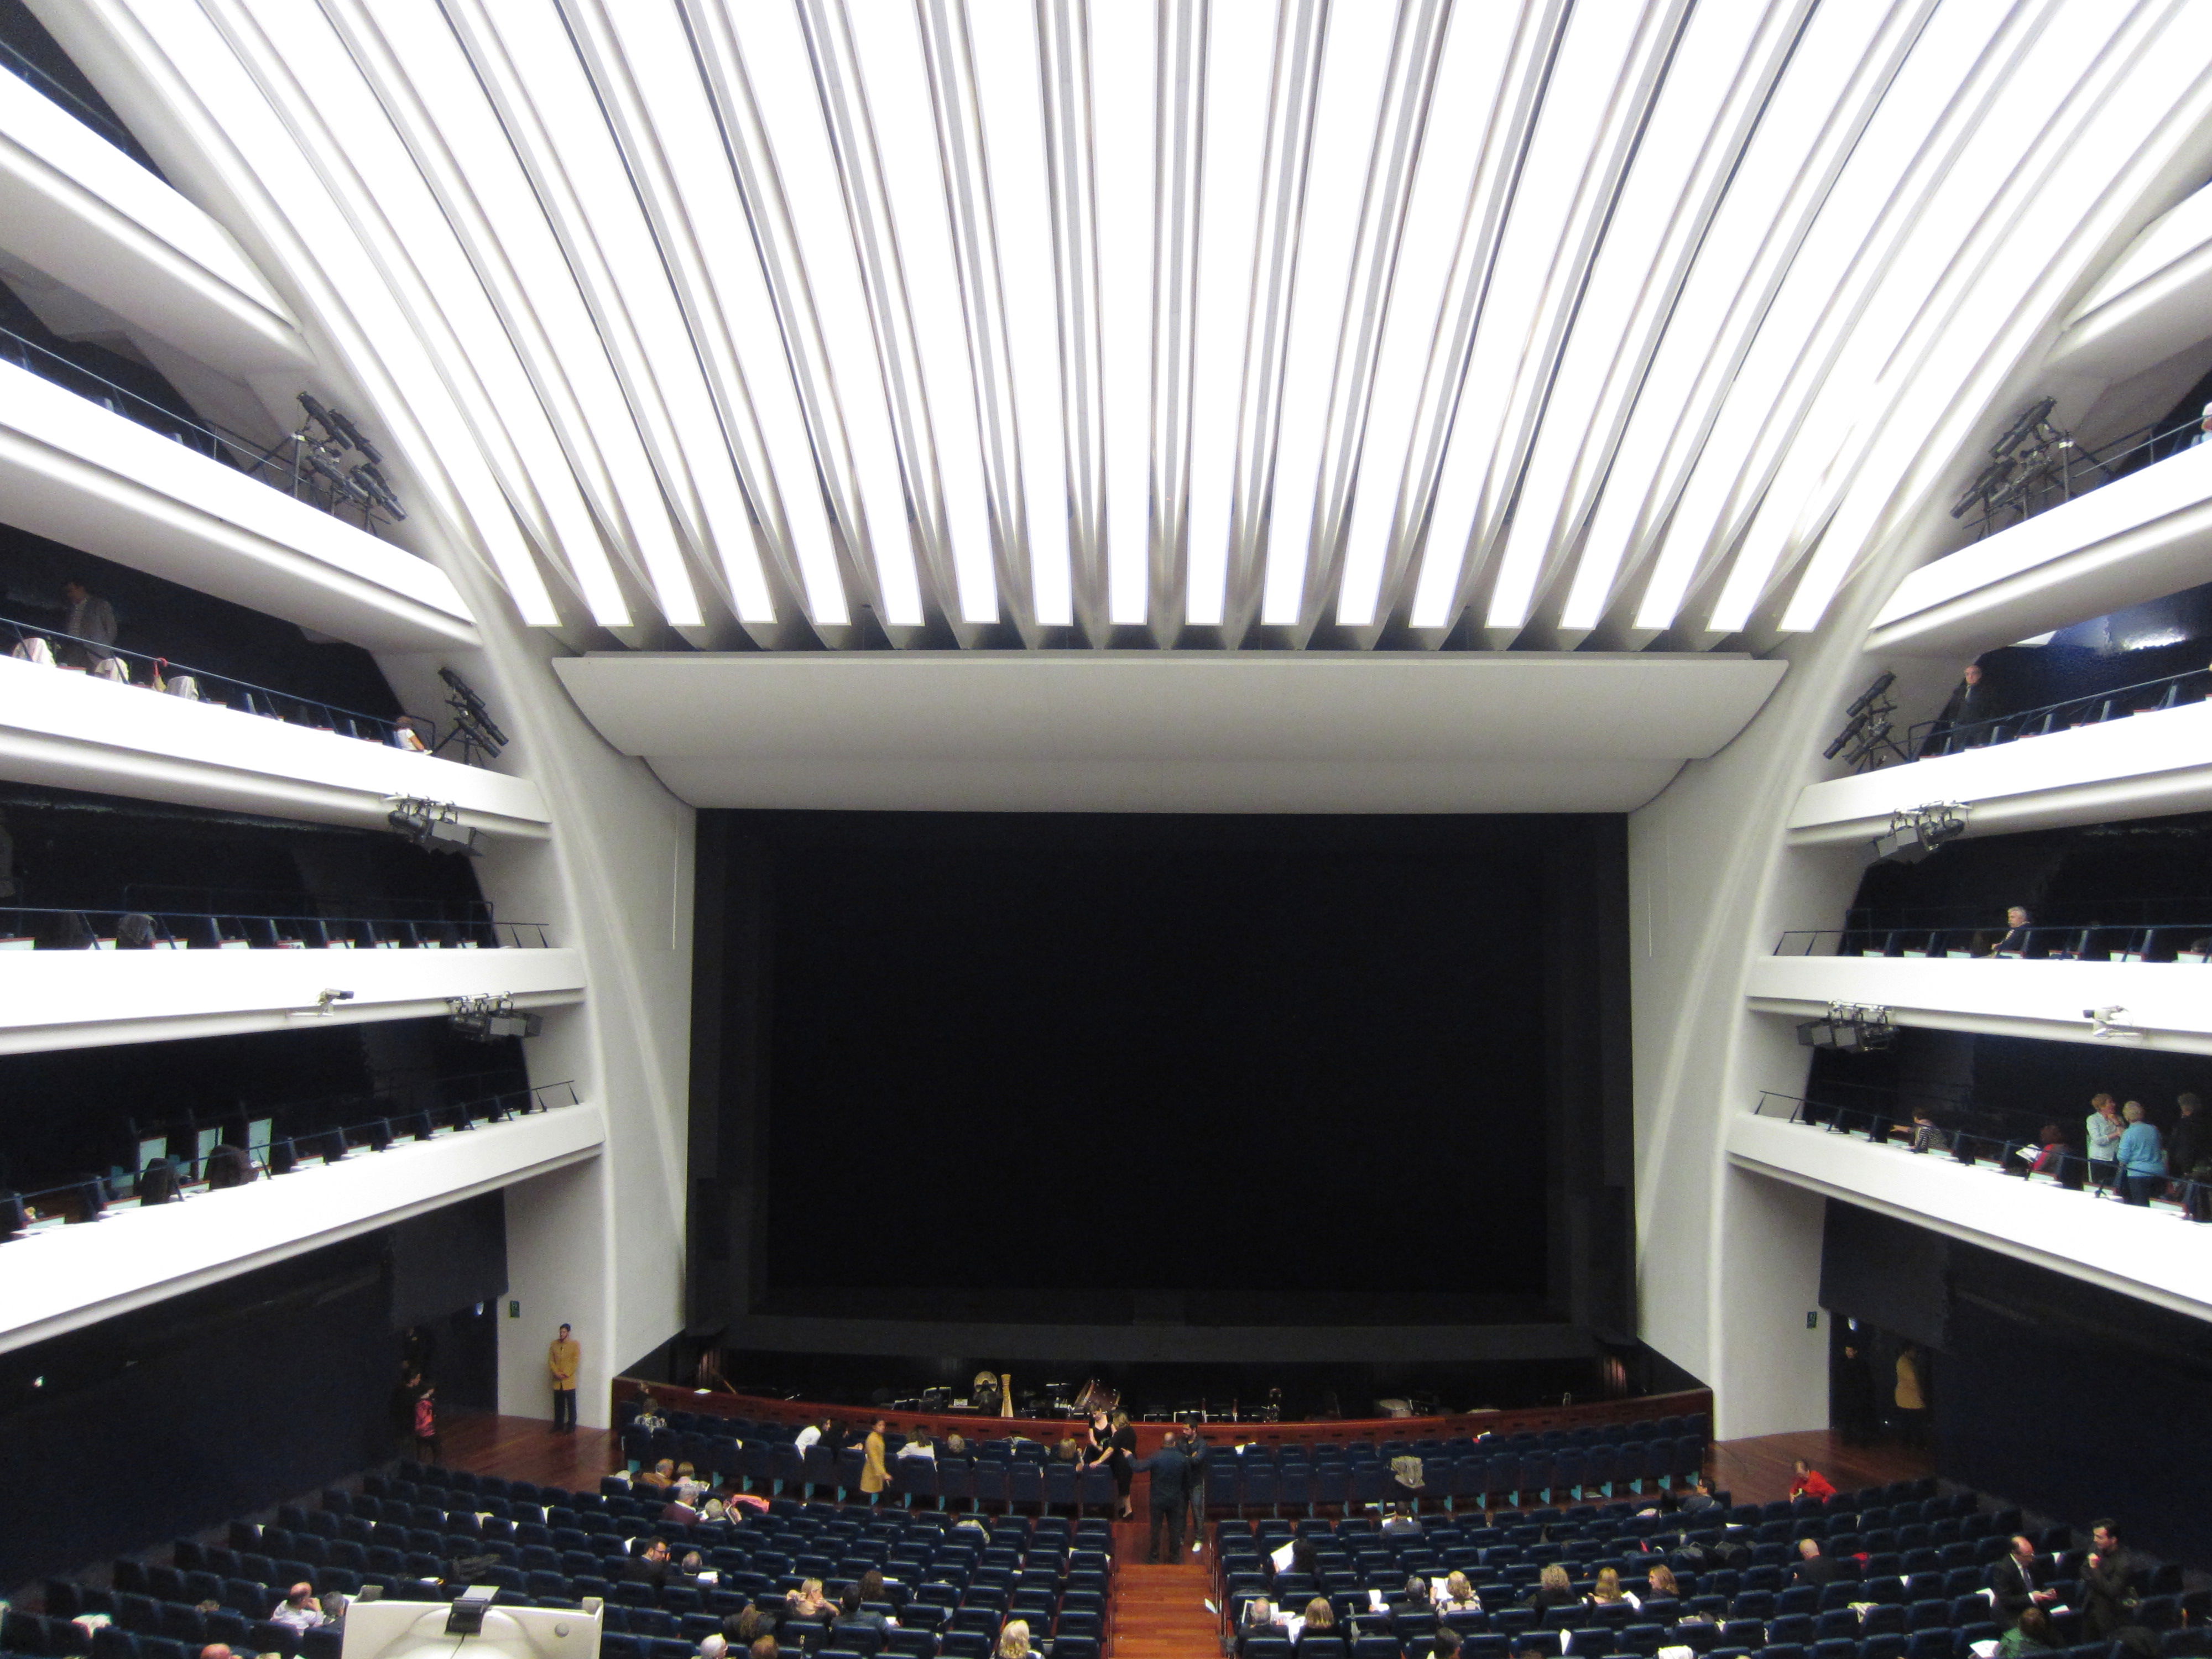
[1797,1003,1895,1052]
[1824,672,1902,769]
[1871,802,1968,864]
[448,995,542,1044]
[2085,1005,2145,1044]
[434,667,509,765]
[387,796,483,857]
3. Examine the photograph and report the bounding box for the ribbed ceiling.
[64,0,2212,651]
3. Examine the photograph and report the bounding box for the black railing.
[119,886,491,930]
[1958,413,2205,540]
[0,324,395,531]
[5,611,424,748]
[1752,1091,2208,1220]
[0,38,161,173]
[0,904,550,950]
[1775,922,2212,960]
[0,1079,581,1241]
[1910,664,2210,758]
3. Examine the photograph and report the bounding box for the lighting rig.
[1824,671,1907,773]
[435,667,509,768]
[1871,801,1969,864]
[448,994,541,1043]
[1950,396,2074,528]
[1797,1003,1896,1052]
[386,796,482,857]
[2085,1005,2145,1044]
[294,393,406,527]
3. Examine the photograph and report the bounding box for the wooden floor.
[1711,1428,1934,1506]
[1108,1557,1218,1659]
[439,1411,623,1488]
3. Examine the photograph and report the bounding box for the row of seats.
[1228,1632,2212,1659]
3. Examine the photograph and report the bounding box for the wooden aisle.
[1711,1428,1934,1506]
[439,1410,623,1489]
[1109,1516,1218,1658]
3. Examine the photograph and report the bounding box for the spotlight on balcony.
[448,994,542,1043]
[1797,1003,1896,1053]
[387,796,482,857]
[1871,802,1968,864]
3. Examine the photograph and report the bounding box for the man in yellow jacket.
[549,1323,580,1432]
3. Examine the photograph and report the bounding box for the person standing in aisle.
[549,1323,580,1432]
[60,578,117,669]
[2085,1094,2125,1192]
[859,1417,890,1504]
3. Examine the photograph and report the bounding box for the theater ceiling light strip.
[84,0,2212,650]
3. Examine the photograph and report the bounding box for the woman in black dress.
[1086,1408,1135,1520]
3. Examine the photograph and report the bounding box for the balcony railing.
[0,902,550,950]
[0,1078,581,1242]
[6,611,425,748]
[1,324,400,531]
[1909,663,2210,759]
[1775,920,2212,960]
[1752,1090,2208,1221]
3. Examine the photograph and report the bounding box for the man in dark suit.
[627,1537,680,1590]
[1991,1535,2057,1629]
[1135,1436,1192,1563]
[1791,1539,1838,1587]
[2083,1521,2134,1641]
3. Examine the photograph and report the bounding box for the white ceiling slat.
[1286,0,1451,648]
[696,0,928,638]
[966,0,1074,640]
[1364,0,1570,646]
[801,0,984,643]
[1217,0,1328,647]
[336,0,679,637]
[89,0,2212,666]
[1034,0,1110,644]
[234,0,634,633]
[568,0,851,648]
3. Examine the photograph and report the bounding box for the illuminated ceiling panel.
[65,0,2212,654]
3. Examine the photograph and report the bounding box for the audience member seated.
[267,1583,330,1634]
[1297,1599,1337,1650]
[1791,1538,1837,1586]
[695,1637,726,1659]
[1434,1571,1481,1613]
[2002,1608,2062,1658]
[1525,1564,1578,1613]
[1787,1457,1836,1500]
[898,1428,936,1460]
[1240,1595,1288,1648]
[1987,906,2033,957]
[1679,1473,1719,1512]
[1380,1500,1423,1536]
[627,1537,680,1589]
[639,1457,676,1489]
[1645,1564,1681,1601]
[835,1582,891,1636]
[791,1416,828,1453]
[782,1578,833,1627]
[995,1621,1037,1659]
[1991,1533,2058,1629]
[1587,1567,1635,1609]
[747,1641,776,1659]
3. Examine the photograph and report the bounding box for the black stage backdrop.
[688,812,1634,1360]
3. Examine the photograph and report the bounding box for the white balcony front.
[0,943,585,1055]
[1745,952,2212,1053]
[1727,1109,2212,1323]
[0,1102,603,1353]
[0,653,550,836]
[0,67,311,374]
[1786,697,2212,846]
[0,359,474,653]
[1866,442,2212,661]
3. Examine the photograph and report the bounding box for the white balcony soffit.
[1745,953,2212,1056]
[0,945,585,1056]
[55,0,2212,650]
[0,1104,603,1353]
[1788,697,2212,846]
[0,67,311,371]
[1867,442,2212,660]
[2047,178,2212,378]
[1729,1111,2212,1326]
[0,359,475,651]
[555,649,1786,812]
[0,655,550,836]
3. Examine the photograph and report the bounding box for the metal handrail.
[0,904,550,949]
[1908,664,2211,758]
[0,324,393,531]
[1753,1092,2209,1219]
[1958,413,2204,540]
[1843,895,2212,931]
[4,612,421,747]
[0,39,160,171]
[118,885,491,927]
[1773,924,2212,959]
[0,1079,582,1239]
